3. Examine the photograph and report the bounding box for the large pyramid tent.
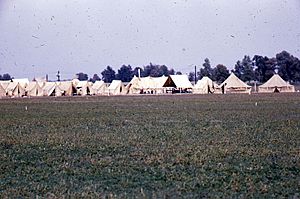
[193,76,216,94]
[220,73,251,94]
[258,74,295,93]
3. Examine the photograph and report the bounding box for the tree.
[168,68,175,75]
[253,55,276,83]
[0,73,12,81]
[176,71,182,75]
[276,51,300,83]
[90,74,101,83]
[116,65,134,82]
[233,60,243,78]
[76,72,88,81]
[241,56,255,82]
[212,64,230,83]
[198,58,213,79]
[142,63,173,77]
[188,72,195,82]
[101,66,116,83]
[233,56,255,82]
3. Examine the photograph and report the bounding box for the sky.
[0,0,300,80]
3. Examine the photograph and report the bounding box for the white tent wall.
[258,74,295,93]
[6,82,26,97]
[12,78,29,88]
[0,84,6,97]
[163,75,193,92]
[126,76,142,94]
[75,81,92,96]
[0,81,10,96]
[220,73,251,94]
[108,80,127,95]
[42,82,56,96]
[193,76,216,94]
[153,76,168,94]
[25,82,43,97]
[91,81,107,95]
[57,81,75,96]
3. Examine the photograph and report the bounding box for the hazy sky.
[1,0,300,80]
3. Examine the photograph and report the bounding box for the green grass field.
[1,94,300,198]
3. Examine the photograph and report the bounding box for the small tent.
[258,74,295,93]
[25,82,43,97]
[163,75,193,92]
[6,82,26,97]
[91,80,107,95]
[42,82,61,96]
[126,76,143,94]
[75,81,92,96]
[56,81,76,96]
[219,73,251,94]
[107,80,127,95]
[193,76,216,94]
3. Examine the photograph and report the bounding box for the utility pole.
[194,65,197,85]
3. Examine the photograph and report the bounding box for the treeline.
[190,51,300,84]
[77,63,178,83]
[80,50,300,84]
[2,51,300,84]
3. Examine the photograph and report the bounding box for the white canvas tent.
[0,83,6,97]
[75,81,92,96]
[163,75,193,92]
[126,76,143,94]
[56,81,75,96]
[0,81,11,96]
[219,73,251,94]
[43,82,68,96]
[91,80,107,95]
[107,80,127,95]
[258,74,295,93]
[12,78,29,88]
[126,75,168,94]
[193,76,216,94]
[6,82,26,97]
[25,82,43,97]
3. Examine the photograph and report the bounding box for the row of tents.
[0,73,295,98]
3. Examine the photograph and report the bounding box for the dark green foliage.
[253,55,276,83]
[199,58,213,79]
[89,74,101,83]
[233,56,255,82]
[101,66,116,83]
[142,63,174,77]
[76,72,88,81]
[1,93,300,198]
[277,51,300,83]
[116,65,134,82]
[212,64,230,83]
[0,73,12,81]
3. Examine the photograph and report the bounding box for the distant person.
[221,83,227,94]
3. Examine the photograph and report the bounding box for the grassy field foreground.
[0,94,300,197]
